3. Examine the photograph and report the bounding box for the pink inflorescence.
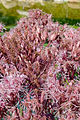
[0,9,80,120]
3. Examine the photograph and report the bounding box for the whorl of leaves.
[0,9,80,120]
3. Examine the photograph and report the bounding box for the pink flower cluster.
[0,9,80,120]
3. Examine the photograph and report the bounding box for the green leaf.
[56,73,62,80]
[65,78,69,85]
[50,44,52,47]
[20,107,23,116]
[0,32,4,36]
[43,43,48,47]
[76,67,80,73]
[55,64,58,68]
[74,72,78,77]
[54,117,58,120]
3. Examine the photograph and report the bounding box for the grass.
[0,1,80,36]
[0,32,4,36]
[30,2,80,25]
[5,25,15,31]
[70,25,79,29]
[0,2,80,26]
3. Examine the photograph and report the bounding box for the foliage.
[0,9,80,120]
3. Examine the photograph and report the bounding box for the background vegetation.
[0,1,80,27]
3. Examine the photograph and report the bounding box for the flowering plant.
[0,9,80,120]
